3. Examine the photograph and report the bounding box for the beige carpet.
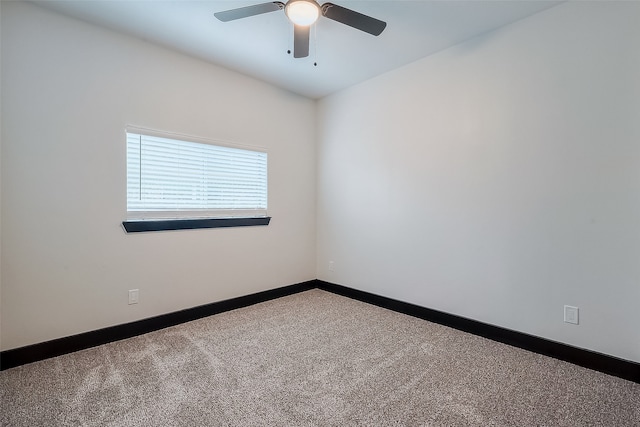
[1,289,639,426]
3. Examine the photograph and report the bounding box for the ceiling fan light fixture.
[285,0,319,26]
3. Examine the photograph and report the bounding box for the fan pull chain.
[313,23,318,67]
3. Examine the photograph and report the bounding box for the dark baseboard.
[3,279,638,384]
[316,280,640,384]
[0,280,315,371]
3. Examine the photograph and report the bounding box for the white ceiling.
[32,0,562,99]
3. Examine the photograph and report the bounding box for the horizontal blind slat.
[126,132,267,219]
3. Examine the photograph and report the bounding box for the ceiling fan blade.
[214,2,284,22]
[321,3,386,36]
[293,25,310,58]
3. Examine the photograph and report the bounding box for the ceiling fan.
[214,0,387,58]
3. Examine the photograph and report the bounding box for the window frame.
[122,127,270,233]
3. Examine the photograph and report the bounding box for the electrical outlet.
[328,261,334,272]
[564,305,578,324]
[128,289,139,305]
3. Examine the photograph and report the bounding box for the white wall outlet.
[564,305,579,324]
[328,261,335,272]
[128,289,139,305]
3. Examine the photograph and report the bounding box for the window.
[123,129,269,232]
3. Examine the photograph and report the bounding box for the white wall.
[317,1,640,363]
[0,2,316,351]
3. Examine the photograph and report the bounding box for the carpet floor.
[1,289,639,426]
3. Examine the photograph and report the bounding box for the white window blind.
[127,132,267,219]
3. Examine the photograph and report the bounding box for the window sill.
[122,217,271,233]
